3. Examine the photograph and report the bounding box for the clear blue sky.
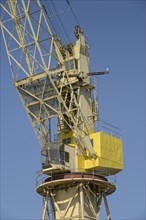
[0,0,145,219]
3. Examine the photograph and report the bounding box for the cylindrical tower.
[37,172,115,220]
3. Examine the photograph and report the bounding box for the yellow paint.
[78,132,123,175]
[84,132,123,175]
[62,131,75,147]
[62,131,123,175]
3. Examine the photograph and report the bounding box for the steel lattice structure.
[1,0,96,156]
[1,1,123,220]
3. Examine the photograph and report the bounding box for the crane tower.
[0,1,124,219]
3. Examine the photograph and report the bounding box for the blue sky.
[0,0,145,219]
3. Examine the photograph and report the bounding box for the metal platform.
[37,172,116,220]
[37,172,116,196]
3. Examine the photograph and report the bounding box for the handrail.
[36,169,117,188]
[95,120,122,139]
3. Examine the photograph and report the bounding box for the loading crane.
[0,1,124,219]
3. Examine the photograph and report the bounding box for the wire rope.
[47,1,67,44]
[42,0,67,45]
[41,0,81,46]
[42,1,61,38]
[66,0,80,26]
[51,0,71,43]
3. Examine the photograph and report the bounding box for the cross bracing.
[0,0,95,156]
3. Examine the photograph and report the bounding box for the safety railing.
[95,120,122,139]
[36,168,117,188]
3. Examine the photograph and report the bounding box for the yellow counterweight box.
[78,132,124,176]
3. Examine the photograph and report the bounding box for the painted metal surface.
[0,1,124,219]
[37,173,115,220]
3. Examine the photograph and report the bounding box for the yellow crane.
[0,1,124,219]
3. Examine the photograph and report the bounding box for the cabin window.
[41,150,47,162]
[63,138,71,145]
[65,152,69,163]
